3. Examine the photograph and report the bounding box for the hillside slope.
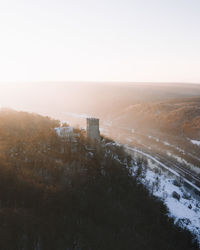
[113,97,200,139]
[0,109,198,250]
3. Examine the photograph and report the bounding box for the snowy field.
[132,161,200,245]
[124,144,200,245]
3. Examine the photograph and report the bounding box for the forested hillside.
[113,97,200,139]
[0,109,198,250]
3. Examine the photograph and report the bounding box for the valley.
[0,82,200,247]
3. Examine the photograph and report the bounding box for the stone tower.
[86,118,100,141]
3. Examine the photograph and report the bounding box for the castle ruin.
[86,118,100,141]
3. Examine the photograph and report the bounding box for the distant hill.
[112,97,200,139]
[1,82,200,120]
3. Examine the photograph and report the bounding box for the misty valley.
[0,83,200,249]
[1,0,200,248]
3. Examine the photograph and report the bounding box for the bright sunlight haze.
[0,0,200,83]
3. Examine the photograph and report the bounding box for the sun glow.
[0,0,200,83]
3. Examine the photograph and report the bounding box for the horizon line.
[0,81,200,85]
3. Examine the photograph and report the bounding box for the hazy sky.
[0,0,200,83]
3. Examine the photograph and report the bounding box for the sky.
[0,0,200,83]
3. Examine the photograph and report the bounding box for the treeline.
[0,109,198,250]
[114,97,200,139]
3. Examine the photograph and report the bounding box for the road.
[125,146,200,192]
[102,125,200,192]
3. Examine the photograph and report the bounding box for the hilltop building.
[86,118,100,141]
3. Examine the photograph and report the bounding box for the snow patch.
[191,140,200,146]
[143,168,200,244]
[126,146,200,244]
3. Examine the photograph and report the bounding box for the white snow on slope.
[191,140,200,146]
[124,146,200,245]
[143,169,200,245]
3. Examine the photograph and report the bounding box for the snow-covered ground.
[191,140,200,146]
[124,145,200,245]
[107,142,200,244]
[141,167,200,245]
